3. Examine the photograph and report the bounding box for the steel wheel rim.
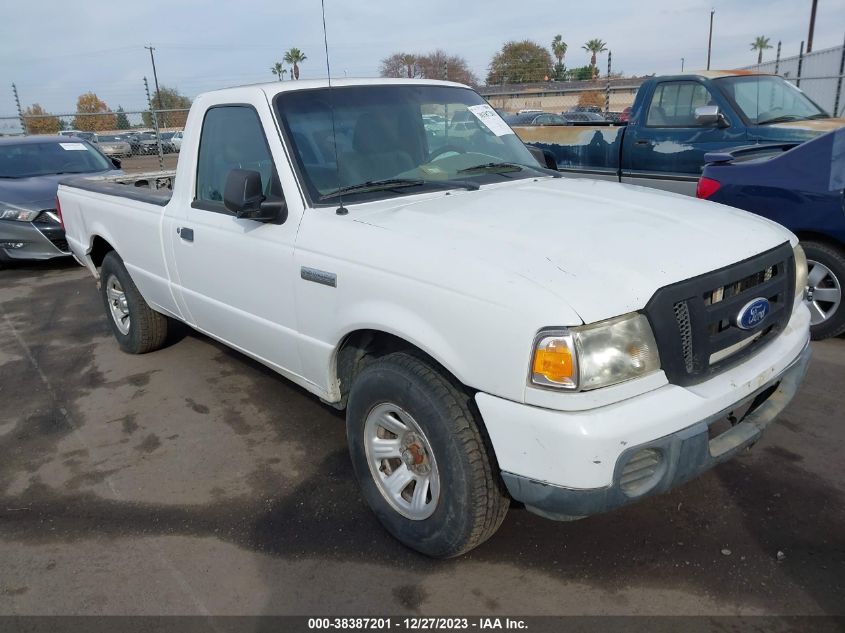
[363,402,440,521]
[805,259,841,326]
[105,274,131,335]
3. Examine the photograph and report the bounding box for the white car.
[170,130,183,152]
[58,78,811,558]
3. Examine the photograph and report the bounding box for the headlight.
[793,244,808,300]
[0,205,39,222]
[531,313,661,391]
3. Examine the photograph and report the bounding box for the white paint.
[652,140,695,154]
[59,142,87,151]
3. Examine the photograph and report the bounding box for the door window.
[194,105,281,210]
[646,82,715,127]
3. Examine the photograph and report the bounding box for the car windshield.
[274,84,546,204]
[716,75,827,124]
[0,141,112,178]
[98,135,120,142]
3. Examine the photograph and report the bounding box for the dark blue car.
[698,128,845,339]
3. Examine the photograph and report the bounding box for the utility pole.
[681,57,685,72]
[12,83,25,135]
[145,44,164,128]
[707,9,715,70]
[144,76,164,170]
[807,0,818,53]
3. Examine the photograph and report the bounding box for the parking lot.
[0,259,842,616]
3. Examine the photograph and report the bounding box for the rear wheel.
[346,351,509,558]
[100,251,170,354]
[802,240,845,340]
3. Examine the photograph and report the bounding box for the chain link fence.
[0,108,190,172]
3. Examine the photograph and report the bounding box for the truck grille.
[645,242,795,386]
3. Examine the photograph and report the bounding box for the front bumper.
[501,343,810,520]
[0,219,69,262]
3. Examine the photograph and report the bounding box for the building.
[478,76,648,113]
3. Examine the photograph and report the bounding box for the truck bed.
[62,171,175,207]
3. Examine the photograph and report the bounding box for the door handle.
[177,227,194,242]
[635,139,651,146]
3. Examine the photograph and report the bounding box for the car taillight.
[696,177,721,199]
[55,197,64,228]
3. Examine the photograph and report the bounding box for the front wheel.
[802,240,845,340]
[346,352,509,558]
[100,251,170,354]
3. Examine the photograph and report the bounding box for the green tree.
[141,86,192,128]
[582,38,608,80]
[551,35,568,81]
[22,103,61,135]
[283,48,307,80]
[115,106,130,130]
[566,65,596,81]
[750,36,772,64]
[486,40,554,85]
[271,62,287,81]
[73,92,116,131]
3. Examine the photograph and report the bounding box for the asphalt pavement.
[0,259,843,617]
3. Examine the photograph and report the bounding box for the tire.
[100,251,169,354]
[346,351,509,558]
[802,240,845,340]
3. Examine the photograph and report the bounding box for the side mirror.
[695,105,729,127]
[111,157,122,169]
[223,169,287,224]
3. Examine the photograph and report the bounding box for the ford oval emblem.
[736,297,771,330]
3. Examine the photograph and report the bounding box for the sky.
[2,0,844,117]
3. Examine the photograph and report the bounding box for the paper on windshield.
[467,105,513,137]
[59,143,88,151]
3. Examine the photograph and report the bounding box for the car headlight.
[0,204,39,222]
[793,244,808,301]
[531,313,661,391]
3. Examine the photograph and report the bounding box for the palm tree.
[399,53,417,78]
[284,48,307,80]
[750,36,772,65]
[271,62,287,81]
[552,35,567,80]
[582,38,607,80]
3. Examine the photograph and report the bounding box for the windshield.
[715,75,827,124]
[0,141,112,178]
[274,84,544,204]
[98,135,121,142]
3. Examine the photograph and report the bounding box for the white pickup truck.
[58,78,812,558]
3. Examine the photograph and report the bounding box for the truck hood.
[353,177,793,323]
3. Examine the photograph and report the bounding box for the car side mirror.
[223,169,287,224]
[695,105,729,127]
[111,157,122,169]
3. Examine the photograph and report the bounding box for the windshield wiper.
[457,161,561,178]
[319,178,478,201]
[806,113,830,120]
[458,162,525,175]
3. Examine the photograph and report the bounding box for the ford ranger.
[58,78,812,558]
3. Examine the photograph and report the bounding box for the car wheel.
[100,251,170,354]
[346,351,509,558]
[802,240,845,340]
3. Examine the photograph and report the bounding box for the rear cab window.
[193,105,282,212]
[646,81,716,127]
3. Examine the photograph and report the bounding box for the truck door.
[166,102,303,377]
[621,79,745,195]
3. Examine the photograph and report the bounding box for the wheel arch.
[793,231,845,253]
[89,234,116,268]
[331,328,475,410]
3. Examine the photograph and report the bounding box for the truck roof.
[210,77,471,97]
[665,70,768,80]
